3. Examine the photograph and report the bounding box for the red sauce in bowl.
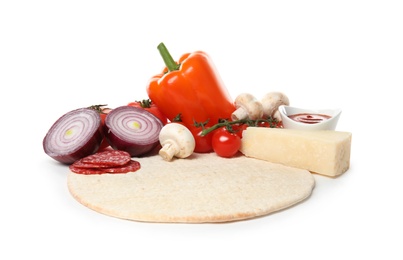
[288,113,331,124]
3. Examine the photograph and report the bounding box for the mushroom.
[158,123,196,161]
[231,93,264,121]
[261,92,289,121]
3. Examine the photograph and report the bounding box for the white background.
[1,0,402,259]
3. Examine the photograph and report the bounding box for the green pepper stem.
[157,42,180,72]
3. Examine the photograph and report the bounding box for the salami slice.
[102,160,141,173]
[69,159,112,169]
[69,165,105,174]
[81,150,131,167]
[70,160,141,175]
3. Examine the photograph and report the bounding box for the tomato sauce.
[288,113,331,124]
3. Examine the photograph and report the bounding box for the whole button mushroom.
[158,123,196,161]
[231,93,264,121]
[261,92,289,120]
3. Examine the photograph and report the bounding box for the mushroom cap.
[233,93,263,120]
[261,92,290,117]
[159,123,195,161]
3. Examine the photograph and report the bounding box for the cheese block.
[240,127,352,177]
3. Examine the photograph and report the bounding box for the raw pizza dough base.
[67,153,315,223]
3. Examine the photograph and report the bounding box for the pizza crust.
[67,153,315,223]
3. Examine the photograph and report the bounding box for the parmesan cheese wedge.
[240,127,352,177]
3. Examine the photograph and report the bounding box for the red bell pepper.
[146,43,235,152]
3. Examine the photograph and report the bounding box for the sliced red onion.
[104,106,163,157]
[43,108,103,164]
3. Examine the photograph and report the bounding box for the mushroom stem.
[231,93,264,121]
[231,107,249,121]
[159,142,178,161]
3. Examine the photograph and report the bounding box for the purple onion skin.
[104,106,163,157]
[43,108,104,164]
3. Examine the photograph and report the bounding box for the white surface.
[1,1,402,259]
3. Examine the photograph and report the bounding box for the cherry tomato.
[257,120,283,128]
[232,123,248,138]
[189,126,213,153]
[128,99,168,125]
[169,120,213,153]
[258,121,270,128]
[170,113,214,153]
[212,127,241,158]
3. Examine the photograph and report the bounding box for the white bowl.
[278,105,342,131]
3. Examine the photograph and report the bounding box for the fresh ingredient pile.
[43,42,351,177]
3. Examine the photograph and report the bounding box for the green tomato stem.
[201,119,246,136]
[200,118,280,136]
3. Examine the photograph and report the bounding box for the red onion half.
[104,106,163,157]
[43,108,103,164]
